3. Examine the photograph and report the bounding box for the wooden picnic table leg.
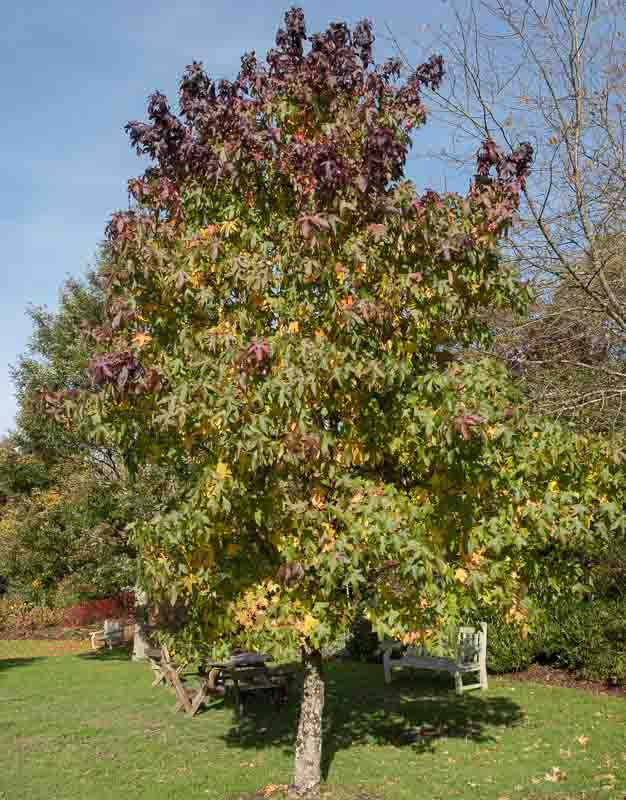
[169,669,193,714]
[232,680,245,718]
[151,669,166,688]
[190,682,210,717]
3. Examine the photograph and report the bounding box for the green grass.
[0,640,624,800]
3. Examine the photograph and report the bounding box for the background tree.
[399,0,625,430]
[2,272,178,607]
[12,266,125,477]
[61,10,624,799]
[0,455,137,603]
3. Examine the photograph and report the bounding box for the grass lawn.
[0,640,624,800]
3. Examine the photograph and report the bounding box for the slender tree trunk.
[132,586,151,662]
[290,649,325,800]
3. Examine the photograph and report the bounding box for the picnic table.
[167,651,297,717]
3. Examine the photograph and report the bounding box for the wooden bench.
[89,619,125,650]
[382,623,488,695]
[148,647,209,715]
[185,661,298,718]
[147,645,179,688]
[228,665,288,715]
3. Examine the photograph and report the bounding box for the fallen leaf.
[262,785,288,797]
[576,735,590,746]
[544,766,567,783]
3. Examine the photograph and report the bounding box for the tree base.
[291,649,324,800]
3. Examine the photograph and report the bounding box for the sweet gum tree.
[54,10,624,798]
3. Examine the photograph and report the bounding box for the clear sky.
[1,0,466,436]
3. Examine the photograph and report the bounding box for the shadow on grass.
[222,663,523,781]
[0,656,46,673]
[77,644,133,663]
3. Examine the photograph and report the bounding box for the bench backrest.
[456,623,487,667]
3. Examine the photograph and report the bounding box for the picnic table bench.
[381,622,488,695]
[153,650,297,718]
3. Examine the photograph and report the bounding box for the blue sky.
[1,0,465,436]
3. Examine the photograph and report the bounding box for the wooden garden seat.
[89,619,123,650]
[382,622,488,695]
[228,666,288,715]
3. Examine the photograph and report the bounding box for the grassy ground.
[0,640,624,800]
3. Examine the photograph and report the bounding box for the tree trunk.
[291,649,325,800]
[132,586,151,662]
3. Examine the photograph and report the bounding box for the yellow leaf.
[133,331,152,348]
[467,549,485,567]
[288,320,300,334]
[301,614,318,636]
[455,567,468,584]
[215,461,231,480]
[311,491,325,509]
[576,735,590,746]
[182,574,195,593]
[220,219,240,236]
[314,329,326,338]
[236,610,251,626]
[226,542,238,556]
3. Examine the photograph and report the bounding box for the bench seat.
[382,623,488,695]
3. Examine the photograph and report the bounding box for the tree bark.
[132,586,151,662]
[290,649,325,800]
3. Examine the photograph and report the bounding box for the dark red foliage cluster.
[62,592,135,627]
[128,176,180,212]
[39,388,81,425]
[88,350,142,389]
[284,429,321,459]
[238,339,273,377]
[453,413,485,441]
[87,352,162,396]
[118,7,447,229]
[105,211,141,244]
[475,138,533,194]
[276,560,305,586]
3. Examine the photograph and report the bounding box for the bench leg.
[383,653,392,684]
[480,664,488,690]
